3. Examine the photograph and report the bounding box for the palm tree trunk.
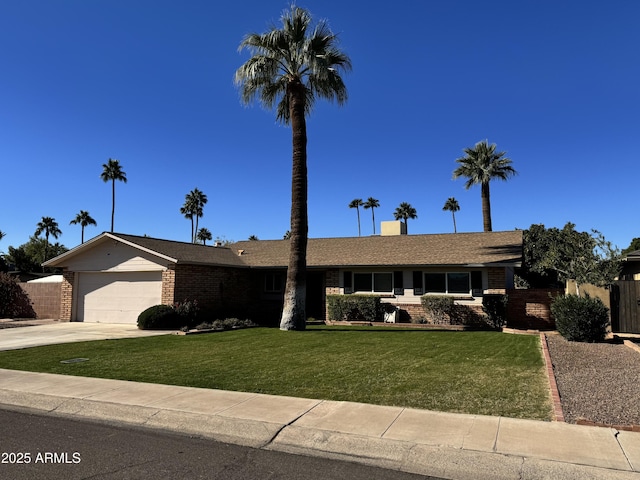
[111,180,116,232]
[43,233,49,272]
[356,207,361,237]
[372,209,376,235]
[481,181,492,232]
[81,226,85,244]
[280,80,308,331]
[452,212,457,233]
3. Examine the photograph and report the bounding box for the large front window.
[353,272,393,293]
[425,272,470,294]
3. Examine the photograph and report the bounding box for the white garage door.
[76,272,163,324]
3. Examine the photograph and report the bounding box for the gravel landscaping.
[546,333,640,426]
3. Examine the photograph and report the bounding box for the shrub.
[0,272,36,318]
[137,305,182,330]
[551,294,609,342]
[420,295,455,324]
[326,295,381,322]
[174,299,200,328]
[482,294,508,329]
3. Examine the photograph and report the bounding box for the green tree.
[283,230,291,240]
[196,227,212,245]
[442,197,460,233]
[348,199,364,236]
[235,6,351,330]
[452,140,516,232]
[0,230,5,241]
[622,237,640,256]
[248,235,259,241]
[69,210,97,244]
[100,158,127,232]
[363,197,380,235]
[393,202,418,233]
[34,216,62,267]
[523,223,622,294]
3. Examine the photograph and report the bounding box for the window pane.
[448,273,470,294]
[354,273,372,292]
[373,273,393,292]
[425,273,446,293]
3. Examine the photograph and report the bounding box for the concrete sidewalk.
[0,369,638,480]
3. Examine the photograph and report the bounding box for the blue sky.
[1,0,638,253]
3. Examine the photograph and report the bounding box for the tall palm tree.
[442,197,460,233]
[363,197,380,235]
[34,216,62,267]
[348,199,364,236]
[189,188,207,242]
[453,140,517,232]
[235,6,351,331]
[196,227,212,245]
[180,196,196,243]
[100,158,127,232]
[69,210,97,243]
[180,188,207,243]
[0,230,5,241]
[393,202,418,233]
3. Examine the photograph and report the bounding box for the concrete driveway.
[0,321,172,351]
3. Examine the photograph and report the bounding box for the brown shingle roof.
[231,231,523,268]
[45,230,523,269]
[114,233,247,267]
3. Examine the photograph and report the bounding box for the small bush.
[551,294,609,342]
[482,294,508,329]
[137,305,182,330]
[326,295,381,322]
[420,295,455,324]
[0,272,36,318]
[174,299,200,328]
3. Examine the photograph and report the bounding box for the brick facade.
[60,270,74,321]
[487,267,506,289]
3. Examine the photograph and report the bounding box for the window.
[424,272,471,295]
[264,272,284,293]
[351,272,394,293]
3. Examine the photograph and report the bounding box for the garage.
[76,271,162,324]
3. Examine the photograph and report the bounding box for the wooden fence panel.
[612,281,640,334]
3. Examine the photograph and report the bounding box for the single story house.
[43,227,524,325]
[619,250,640,280]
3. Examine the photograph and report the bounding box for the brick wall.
[19,283,62,319]
[172,264,253,315]
[487,268,506,289]
[506,288,563,330]
[60,271,74,321]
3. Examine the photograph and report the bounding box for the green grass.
[0,326,552,420]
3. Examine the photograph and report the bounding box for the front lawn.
[0,326,552,420]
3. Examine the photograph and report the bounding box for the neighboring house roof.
[623,250,640,261]
[44,230,523,269]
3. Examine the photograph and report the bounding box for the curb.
[540,333,565,422]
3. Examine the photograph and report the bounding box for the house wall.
[19,283,62,319]
[325,267,511,323]
[170,264,254,317]
[62,240,169,272]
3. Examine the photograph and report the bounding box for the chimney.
[380,220,407,236]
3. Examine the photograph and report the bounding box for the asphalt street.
[0,407,443,480]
